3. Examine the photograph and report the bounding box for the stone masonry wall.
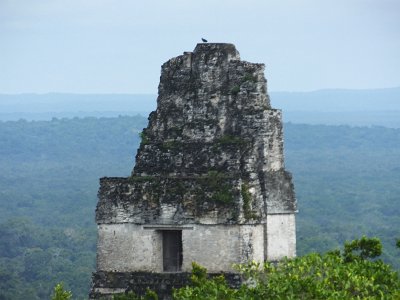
[97,224,265,273]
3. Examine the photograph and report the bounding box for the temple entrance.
[162,230,182,272]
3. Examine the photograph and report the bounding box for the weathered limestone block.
[91,43,297,299]
[266,214,297,260]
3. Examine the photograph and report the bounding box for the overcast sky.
[1,0,399,93]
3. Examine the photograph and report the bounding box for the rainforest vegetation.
[0,116,399,299]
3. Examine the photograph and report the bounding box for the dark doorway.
[162,230,182,272]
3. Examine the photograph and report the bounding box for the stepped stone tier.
[90,43,297,299]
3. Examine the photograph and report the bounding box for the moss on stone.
[241,182,258,220]
[216,134,246,146]
[139,130,149,145]
[200,171,234,204]
[231,85,240,95]
[129,175,156,182]
[212,186,234,204]
[161,140,182,151]
[165,180,186,198]
[243,73,257,83]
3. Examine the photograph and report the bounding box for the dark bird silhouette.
[201,38,208,43]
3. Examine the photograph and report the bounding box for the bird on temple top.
[201,38,208,43]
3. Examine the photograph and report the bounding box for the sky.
[0,0,399,94]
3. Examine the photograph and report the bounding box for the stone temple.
[90,43,297,299]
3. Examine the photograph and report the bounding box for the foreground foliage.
[51,283,72,300]
[174,238,400,299]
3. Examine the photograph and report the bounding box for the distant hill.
[0,93,156,121]
[270,87,400,112]
[0,87,400,127]
[271,87,400,127]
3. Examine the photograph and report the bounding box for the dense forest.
[0,116,399,299]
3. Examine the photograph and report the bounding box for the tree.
[343,235,382,262]
[174,237,400,299]
[51,283,72,300]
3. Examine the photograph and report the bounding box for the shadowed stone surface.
[90,271,242,300]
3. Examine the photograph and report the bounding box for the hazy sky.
[1,0,399,93]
